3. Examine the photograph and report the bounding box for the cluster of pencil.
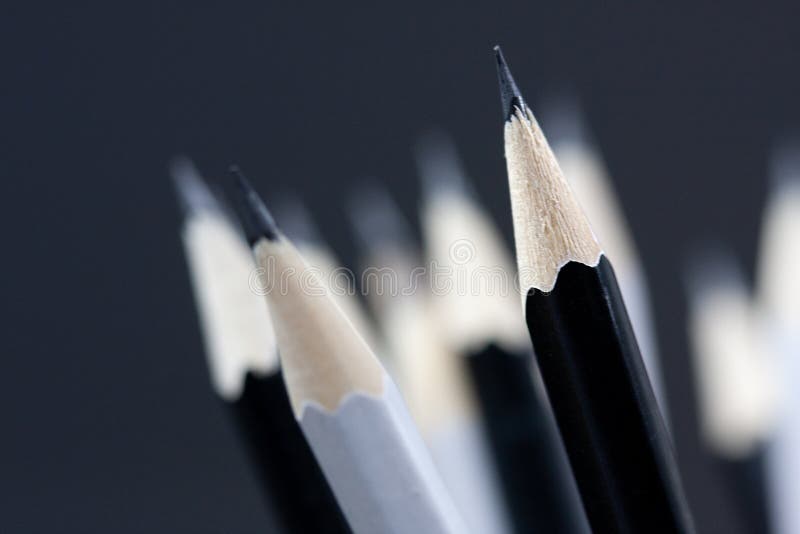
[170,47,799,534]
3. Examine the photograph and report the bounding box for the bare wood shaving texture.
[254,239,385,417]
[504,107,602,293]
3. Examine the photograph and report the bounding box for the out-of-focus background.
[2,1,799,532]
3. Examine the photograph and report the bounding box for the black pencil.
[493,48,695,533]
[414,132,588,534]
[539,97,669,417]
[172,159,351,534]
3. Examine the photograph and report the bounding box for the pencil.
[756,140,800,534]
[685,248,776,534]
[171,159,351,534]
[541,98,668,415]
[415,132,588,534]
[494,47,694,533]
[274,196,380,354]
[349,185,513,534]
[231,168,468,534]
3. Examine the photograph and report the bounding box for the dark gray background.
[2,1,798,532]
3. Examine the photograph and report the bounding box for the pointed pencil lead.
[229,166,279,244]
[493,45,526,121]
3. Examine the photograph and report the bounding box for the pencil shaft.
[466,344,588,533]
[525,257,693,533]
[299,376,467,534]
[231,372,352,534]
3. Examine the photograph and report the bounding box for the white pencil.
[275,196,380,354]
[756,141,800,534]
[541,96,668,415]
[349,185,512,534]
[232,168,468,534]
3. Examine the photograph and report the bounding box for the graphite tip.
[229,165,279,244]
[494,45,527,122]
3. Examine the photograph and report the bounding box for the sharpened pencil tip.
[170,156,220,216]
[229,166,279,244]
[494,45,526,122]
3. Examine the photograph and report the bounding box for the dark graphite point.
[494,46,526,122]
[230,166,279,244]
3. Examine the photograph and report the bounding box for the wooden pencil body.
[231,371,351,534]
[525,256,693,533]
[466,343,588,533]
[299,375,467,534]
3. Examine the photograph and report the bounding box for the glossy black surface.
[231,371,351,534]
[467,344,588,534]
[525,256,694,533]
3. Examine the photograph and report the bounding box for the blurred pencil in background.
[757,141,800,534]
[349,185,514,534]
[685,247,777,534]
